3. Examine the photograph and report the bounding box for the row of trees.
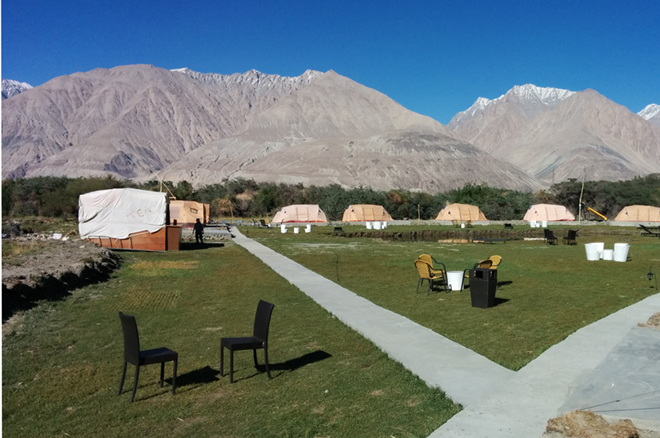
[3,174,659,222]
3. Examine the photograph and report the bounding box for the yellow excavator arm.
[586,206,607,221]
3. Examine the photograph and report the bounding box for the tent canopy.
[342,204,393,222]
[169,200,209,226]
[272,204,328,223]
[435,203,488,221]
[523,204,575,221]
[79,188,168,239]
[614,205,660,222]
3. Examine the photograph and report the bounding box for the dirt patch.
[2,237,121,322]
[639,313,660,329]
[543,410,660,438]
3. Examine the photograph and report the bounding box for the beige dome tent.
[169,200,209,227]
[342,204,393,222]
[523,204,575,221]
[435,203,488,221]
[614,205,660,222]
[272,204,328,224]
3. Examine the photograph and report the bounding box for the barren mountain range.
[448,85,660,184]
[2,64,659,192]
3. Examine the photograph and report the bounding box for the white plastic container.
[460,222,466,229]
[602,249,614,261]
[593,242,605,259]
[447,271,465,291]
[373,221,382,230]
[293,227,300,234]
[305,224,312,233]
[280,224,287,233]
[585,243,599,261]
[613,243,630,262]
[541,220,548,228]
[382,221,388,229]
[530,220,537,228]
[366,221,373,229]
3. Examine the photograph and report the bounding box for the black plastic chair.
[220,300,275,383]
[543,229,558,245]
[563,229,578,245]
[118,312,178,402]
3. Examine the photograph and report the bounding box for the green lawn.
[248,225,660,370]
[2,242,459,438]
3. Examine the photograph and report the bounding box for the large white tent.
[271,204,328,223]
[614,205,660,222]
[342,204,393,222]
[79,188,168,239]
[435,203,488,221]
[522,204,575,222]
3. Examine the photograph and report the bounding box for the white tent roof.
[78,188,168,239]
[522,204,575,221]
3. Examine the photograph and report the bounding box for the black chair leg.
[118,361,127,395]
[160,362,165,387]
[220,345,224,377]
[253,349,259,368]
[416,278,422,293]
[264,347,271,379]
[130,365,140,402]
[229,350,234,383]
[172,358,177,395]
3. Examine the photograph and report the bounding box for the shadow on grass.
[179,242,226,251]
[175,365,221,387]
[231,350,333,383]
[497,280,513,288]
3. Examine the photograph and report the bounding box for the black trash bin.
[469,268,497,308]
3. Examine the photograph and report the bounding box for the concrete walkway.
[231,228,660,437]
[232,227,514,407]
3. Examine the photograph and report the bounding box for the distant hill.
[448,85,660,184]
[1,64,541,193]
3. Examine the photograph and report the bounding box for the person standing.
[193,218,204,244]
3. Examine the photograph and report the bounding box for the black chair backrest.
[119,312,140,364]
[567,230,577,239]
[544,229,554,238]
[252,300,275,343]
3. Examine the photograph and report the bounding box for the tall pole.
[578,169,586,223]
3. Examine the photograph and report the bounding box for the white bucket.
[293,227,300,234]
[366,221,373,229]
[602,249,614,261]
[382,221,388,229]
[593,242,604,259]
[530,220,537,228]
[585,243,599,261]
[461,222,466,229]
[373,221,382,230]
[541,220,548,228]
[305,224,312,233]
[613,243,630,262]
[280,224,287,233]
[447,271,465,291]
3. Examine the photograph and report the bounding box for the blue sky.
[2,0,659,124]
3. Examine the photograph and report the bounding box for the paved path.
[232,228,514,407]
[232,228,660,437]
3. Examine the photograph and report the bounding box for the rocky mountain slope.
[449,85,660,183]
[1,64,542,192]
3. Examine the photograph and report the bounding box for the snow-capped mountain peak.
[448,84,575,127]
[2,79,33,99]
[638,104,660,120]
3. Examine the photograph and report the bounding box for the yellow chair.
[414,256,448,295]
[474,255,502,270]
